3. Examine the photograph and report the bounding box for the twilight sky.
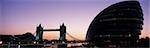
[0,0,149,40]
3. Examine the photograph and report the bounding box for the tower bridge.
[35,23,66,43]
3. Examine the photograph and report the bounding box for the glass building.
[86,1,143,47]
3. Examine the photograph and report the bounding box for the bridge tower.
[35,24,43,43]
[59,23,66,41]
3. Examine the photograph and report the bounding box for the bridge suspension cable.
[66,32,82,41]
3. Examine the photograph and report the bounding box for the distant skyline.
[0,0,149,40]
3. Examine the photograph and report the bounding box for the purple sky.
[0,0,149,40]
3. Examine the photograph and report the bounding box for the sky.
[0,0,149,40]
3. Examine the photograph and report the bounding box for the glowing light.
[33,41,36,44]
[62,41,65,44]
[52,42,54,44]
[0,41,2,44]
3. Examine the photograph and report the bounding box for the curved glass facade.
[86,1,143,47]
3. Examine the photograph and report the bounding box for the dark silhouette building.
[0,32,35,44]
[86,1,143,47]
[14,32,35,43]
[0,35,14,44]
[138,37,150,47]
